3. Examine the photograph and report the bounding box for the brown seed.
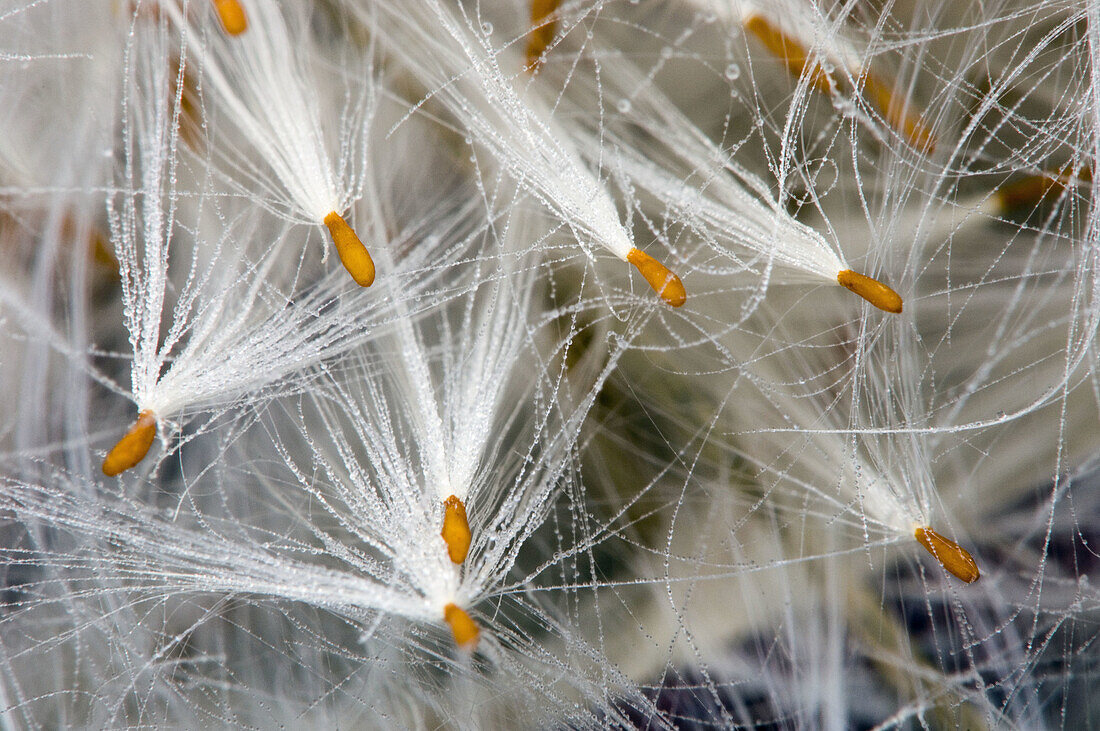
[525,0,560,74]
[915,526,980,583]
[995,165,1090,211]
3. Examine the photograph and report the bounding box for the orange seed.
[102,410,157,476]
[443,602,480,651]
[324,211,375,287]
[743,14,831,94]
[441,495,471,564]
[627,248,686,307]
[213,0,247,35]
[915,526,980,583]
[837,269,902,314]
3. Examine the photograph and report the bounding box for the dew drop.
[616,98,632,113]
[481,21,493,35]
[660,46,674,59]
[724,63,741,80]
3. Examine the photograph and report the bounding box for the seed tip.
[627,248,687,307]
[443,602,480,651]
[915,526,979,583]
[102,410,157,477]
[837,269,903,313]
[441,495,471,564]
[324,211,375,287]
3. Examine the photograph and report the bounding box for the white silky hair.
[540,52,849,290]
[0,0,1097,728]
[158,0,374,227]
[354,0,640,263]
[104,12,488,469]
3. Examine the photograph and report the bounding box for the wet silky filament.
[837,269,902,314]
[915,527,979,583]
[102,410,157,476]
[443,602,480,651]
[525,0,560,74]
[627,248,686,307]
[441,495,471,564]
[323,211,375,287]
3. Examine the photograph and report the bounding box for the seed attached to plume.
[323,211,375,287]
[525,0,560,74]
[837,269,902,313]
[915,527,980,583]
[443,602,480,651]
[742,14,831,94]
[213,0,247,35]
[102,410,157,477]
[626,247,686,307]
[743,13,934,152]
[441,495,472,564]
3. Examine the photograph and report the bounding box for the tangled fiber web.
[0,0,1098,727]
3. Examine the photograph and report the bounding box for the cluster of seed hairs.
[0,0,1098,727]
